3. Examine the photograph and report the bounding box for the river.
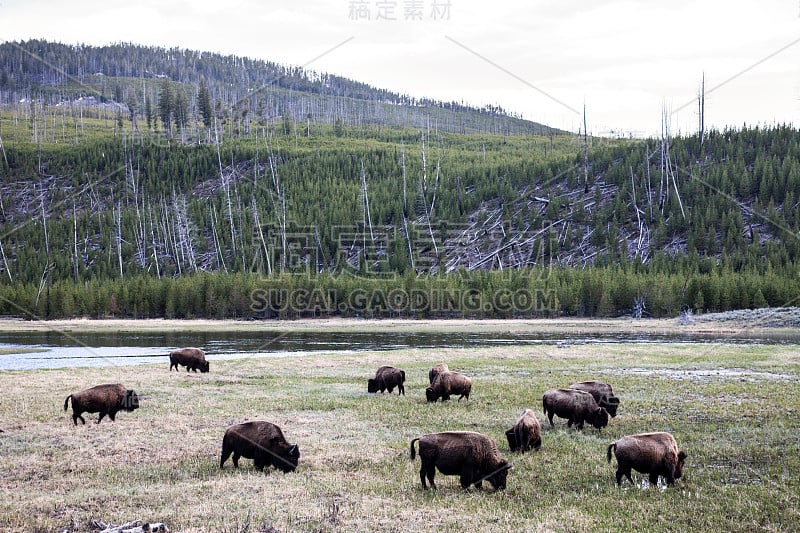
[2,328,800,370]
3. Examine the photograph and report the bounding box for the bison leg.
[108,411,117,421]
[649,473,660,486]
[73,413,84,425]
[546,411,554,427]
[459,466,476,489]
[399,383,405,396]
[96,412,107,424]
[220,447,232,468]
[232,452,241,468]
[420,462,436,489]
[624,470,634,485]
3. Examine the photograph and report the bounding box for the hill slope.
[1,41,800,319]
[0,39,555,136]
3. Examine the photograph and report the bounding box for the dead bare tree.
[216,118,238,265]
[400,143,415,271]
[698,72,705,151]
[0,239,11,282]
[583,104,590,193]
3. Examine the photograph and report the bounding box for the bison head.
[367,378,379,393]
[425,387,438,402]
[505,428,519,451]
[272,443,300,473]
[486,459,511,490]
[590,406,609,430]
[122,390,140,412]
[674,450,688,480]
[199,360,210,373]
[601,396,620,417]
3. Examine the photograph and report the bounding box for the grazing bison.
[425,371,472,402]
[367,365,406,395]
[169,347,209,373]
[607,432,687,486]
[570,380,620,417]
[542,388,609,430]
[428,363,450,385]
[220,421,300,473]
[410,431,510,490]
[63,383,140,425]
[505,408,542,452]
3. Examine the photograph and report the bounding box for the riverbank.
[2,308,799,335]
[1,342,798,532]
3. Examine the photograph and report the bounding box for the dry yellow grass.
[1,340,798,532]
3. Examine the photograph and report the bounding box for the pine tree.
[197,83,213,129]
[158,79,174,139]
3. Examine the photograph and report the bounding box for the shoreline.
[0,314,793,335]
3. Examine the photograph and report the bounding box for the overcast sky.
[1,0,798,136]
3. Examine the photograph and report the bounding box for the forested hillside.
[1,41,799,319]
[0,40,549,136]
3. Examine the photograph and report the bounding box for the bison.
[410,431,510,490]
[570,380,620,417]
[505,408,542,452]
[63,383,140,425]
[220,421,300,473]
[428,363,449,385]
[169,347,209,373]
[607,432,687,486]
[542,388,609,430]
[367,365,406,395]
[425,371,472,402]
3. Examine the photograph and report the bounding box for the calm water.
[1,328,799,370]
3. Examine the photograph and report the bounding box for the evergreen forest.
[1,40,799,319]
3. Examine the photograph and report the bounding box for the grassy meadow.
[1,339,799,532]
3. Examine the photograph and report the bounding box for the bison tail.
[400,370,406,383]
[63,395,72,411]
[409,438,420,460]
[606,442,616,463]
[542,396,548,415]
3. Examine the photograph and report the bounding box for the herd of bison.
[62,347,688,491]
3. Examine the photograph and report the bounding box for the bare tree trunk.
[115,200,124,278]
[0,240,11,282]
[361,159,375,244]
[216,118,237,264]
[400,144,415,272]
[148,202,161,278]
[252,197,272,275]
[72,200,80,282]
[209,204,228,273]
[698,72,705,151]
[583,104,590,193]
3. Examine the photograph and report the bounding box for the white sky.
[1,0,799,136]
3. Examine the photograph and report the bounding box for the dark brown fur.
[570,380,620,417]
[425,371,472,402]
[607,432,687,486]
[428,363,449,385]
[220,421,300,473]
[409,431,510,490]
[169,347,209,373]
[63,383,139,425]
[542,388,609,430]
[367,366,406,395]
[505,409,542,452]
